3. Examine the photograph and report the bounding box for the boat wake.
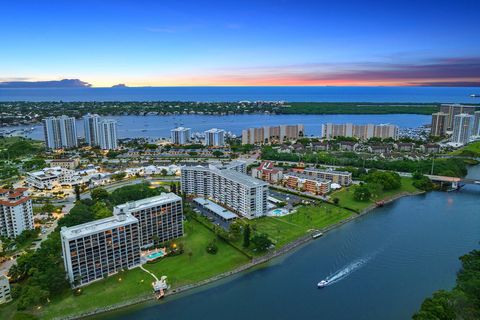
[319,255,374,288]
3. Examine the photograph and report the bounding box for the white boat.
[312,232,323,239]
[471,94,480,98]
[317,280,328,288]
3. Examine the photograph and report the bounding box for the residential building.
[283,172,331,195]
[439,104,477,130]
[321,123,399,140]
[473,111,480,136]
[451,113,474,145]
[26,167,81,190]
[43,115,78,150]
[368,144,392,154]
[60,212,141,287]
[241,124,304,144]
[181,163,268,218]
[420,144,441,153]
[430,112,448,136]
[296,168,352,186]
[338,141,358,151]
[0,275,11,305]
[212,160,247,173]
[47,158,80,170]
[0,188,34,238]
[394,142,416,152]
[113,193,183,249]
[98,119,118,150]
[251,161,283,183]
[171,127,191,145]
[204,128,225,147]
[83,113,101,146]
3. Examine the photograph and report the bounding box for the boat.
[317,280,328,288]
[312,232,323,239]
[471,94,480,98]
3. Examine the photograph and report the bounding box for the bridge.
[426,175,480,189]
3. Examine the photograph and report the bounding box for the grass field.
[38,219,249,319]
[252,204,352,248]
[450,141,480,157]
[331,177,418,212]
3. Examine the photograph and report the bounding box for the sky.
[1,0,479,87]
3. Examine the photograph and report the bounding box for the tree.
[353,186,371,201]
[251,233,273,252]
[228,222,242,240]
[74,184,81,201]
[212,150,224,158]
[91,202,112,219]
[332,197,340,205]
[161,169,168,176]
[206,239,218,254]
[91,188,109,202]
[243,224,251,248]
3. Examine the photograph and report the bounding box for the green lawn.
[331,177,418,212]
[450,141,480,157]
[252,203,352,248]
[39,219,249,319]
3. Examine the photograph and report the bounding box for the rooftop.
[114,193,182,213]
[193,197,237,220]
[303,167,352,176]
[61,213,138,240]
[183,164,267,188]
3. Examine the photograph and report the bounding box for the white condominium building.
[181,163,268,219]
[241,124,304,145]
[439,104,477,130]
[0,188,34,238]
[0,275,11,305]
[204,128,225,147]
[43,115,78,150]
[60,212,141,287]
[113,193,183,249]
[26,167,82,190]
[83,113,101,146]
[473,111,480,136]
[171,127,191,145]
[98,119,118,150]
[321,123,399,140]
[451,113,474,145]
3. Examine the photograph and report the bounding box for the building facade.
[321,123,398,140]
[0,188,34,238]
[473,111,480,136]
[430,112,448,136]
[83,113,101,146]
[241,124,304,145]
[251,161,283,183]
[439,104,477,130]
[181,164,268,218]
[283,172,331,195]
[113,193,183,249]
[43,115,78,150]
[0,275,11,305]
[204,128,225,147]
[171,127,191,145]
[451,113,474,145]
[98,119,118,150]
[60,213,141,287]
[297,168,352,186]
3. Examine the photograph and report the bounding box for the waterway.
[98,166,480,320]
[7,113,430,140]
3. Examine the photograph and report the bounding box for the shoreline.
[57,189,424,320]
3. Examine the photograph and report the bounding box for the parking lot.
[190,201,235,231]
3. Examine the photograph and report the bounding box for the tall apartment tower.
[451,113,474,145]
[430,112,448,136]
[83,113,101,146]
[60,213,141,287]
[204,128,225,147]
[439,104,477,130]
[472,111,480,136]
[241,124,304,144]
[171,127,191,145]
[321,123,398,140]
[0,188,34,238]
[113,193,184,249]
[98,119,118,150]
[43,116,78,150]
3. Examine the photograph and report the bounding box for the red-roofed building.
[0,188,34,238]
[251,161,283,183]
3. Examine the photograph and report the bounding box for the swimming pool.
[147,251,164,260]
[269,208,289,216]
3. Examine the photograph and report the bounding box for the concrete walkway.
[140,265,159,282]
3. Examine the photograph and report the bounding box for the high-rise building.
[472,111,480,136]
[83,113,101,146]
[43,116,78,149]
[98,119,118,150]
[321,123,398,140]
[0,275,11,305]
[204,128,225,147]
[241,124,304,144]
[181,162,268,219]
[60,212,141,287]
[0,188,34,238]
[113,193,183,249]
[430,112,448,136]
[451,113,474,145]
[439,104,477,130]
[171,127,191,145]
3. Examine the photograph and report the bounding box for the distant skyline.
[1,0,479,87]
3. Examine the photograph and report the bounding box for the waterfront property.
[241,124,304,145]
[113,193,184,249]
[204,128,226,147]
[43,115,78,150]
[451,113,474,145]
[60,212,141,287]
[0,188,34,238]
[282,172,331,195]
[181,162,268,219]
[171,127,191,145]
[321,123,399,140]
[295,168,353,186]
[439,104,477,130]
[251,160,284,183]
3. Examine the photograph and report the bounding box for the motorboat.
[317,280,328,288]
[471,94,480,98]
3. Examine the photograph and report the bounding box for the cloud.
[0,79,92,88]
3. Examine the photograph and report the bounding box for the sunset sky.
[1,0,479,87]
